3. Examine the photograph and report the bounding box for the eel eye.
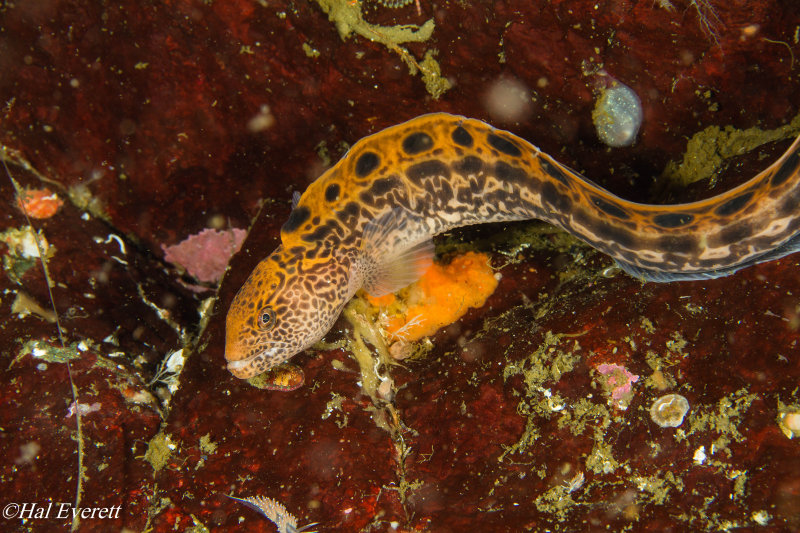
[257,307,277,330]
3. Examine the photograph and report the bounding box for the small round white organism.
[650,393,690,428]
[592,79,643,147]
[778,407,800,439]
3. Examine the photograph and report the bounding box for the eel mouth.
[226,354,262,379]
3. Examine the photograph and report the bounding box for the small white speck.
[32,347,47,357]
[164,349,185,373]
[693,445,706,465]
[751,510,771,525]
[247,104,275,133]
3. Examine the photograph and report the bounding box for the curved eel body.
[226,113,800,379]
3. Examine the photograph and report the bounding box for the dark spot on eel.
[539,157,572,187]
[591,195,630,220]
[715,221,753,246]
[454,156,483,175]
[494,161,527,185]
[402,132,435,155]
[336,201,361,222]
[540,181,571,213]
[771,147,800,187]
[653,212,694,228]
[714,191,754,216]
[406,160,451,183]
[301,224,333,243]
[487,133,522,157]
[451,126,474,147]
[355,152,380,178]
[283,206,310,233]
[325,183,340,202]
[368,176,397,197]
[588,218,637,249]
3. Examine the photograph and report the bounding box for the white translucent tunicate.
[592,81,643,147]
[650,393,690,428]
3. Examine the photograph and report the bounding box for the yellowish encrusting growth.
[312,0,450,98]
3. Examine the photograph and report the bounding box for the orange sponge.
[367,251,498,342]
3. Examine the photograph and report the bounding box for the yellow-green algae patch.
[194,434,218,470]
[198,434,218,454]
[302,42,321,58]
[342,296,395,399]
[633,471,685,506]
[312,0,450,98]
[322,392,349,428]
[314,0,434,44]
[415,49,452,100]
[663,112,800,187]
[495,310,764,526]
[556,397,612,437]
[14,338,83,365]
[585,440,620,475]
[678,387,756,457]
[499,331,586,461]
[144,432,175,474]
[502,331,583,390]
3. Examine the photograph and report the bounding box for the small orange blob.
[16,188,64,219]
[370,251,499,342]
[246,362,305,391]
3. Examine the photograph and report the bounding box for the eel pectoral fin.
[360,208,435,297]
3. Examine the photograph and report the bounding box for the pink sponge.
[162,228,246,283]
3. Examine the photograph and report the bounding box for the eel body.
[225,113,800,379]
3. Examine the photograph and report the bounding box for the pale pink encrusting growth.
[162,228,246,283]
[596,363,639,401]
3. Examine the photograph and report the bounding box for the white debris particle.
[751,510,771,525]
[693,445,706,465]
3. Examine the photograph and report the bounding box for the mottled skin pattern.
[226,113,800,379]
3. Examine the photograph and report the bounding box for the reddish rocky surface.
[1,0,799,531]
